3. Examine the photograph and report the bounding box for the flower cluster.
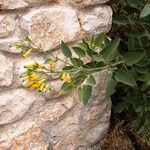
[20,59,72,93]
[20,62,49,92]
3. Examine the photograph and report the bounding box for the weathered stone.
[67,0,110,8]
[0,0,55,10]
[0,15,16,38]
[79,5,112,34]
[0,0,28,10]
[0,14,21,53]
[41,71,111,149]
[0,1,113,149]
[85,123,110,144]
[9,127,48,150]
[38,94,75,125]
[21,6,81,50]
[0,117,37,149]
[26,0,55,6]
[0,52,13,87]
[0,88,45,125]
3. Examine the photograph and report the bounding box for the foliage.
[15,34,122,104]
[14,0,150,145]
[109,0,150,145]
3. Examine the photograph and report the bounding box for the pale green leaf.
[123,52,144,66]
[61,41,72,57]
[114,69,137,87]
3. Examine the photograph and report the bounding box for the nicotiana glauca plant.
[14,34,122,105]
[13,0,150,145]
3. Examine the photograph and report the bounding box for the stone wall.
[0,0,112,149]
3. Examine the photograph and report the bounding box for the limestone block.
[0,14,21,53]
[42,71,112,149]
[0,88,45,125]
[21,6,81,50]
[79,6,112,34]
[26,0,55,6]
[0,0,55,10]
[67,0,110,8]
[8,128,48,150]
[0,0,28,10]
[0,52,13,87]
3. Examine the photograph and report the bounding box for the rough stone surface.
[3,127,48,150]
[0,15,16,38]
[0,88,45,125]
[67,0,110,8]
[0,52,13,87]
[0,0,112,149]
[0,0,28,10]
[26,0,55,6]
[0,14,21,53]
[21,6,81,50]
[79,5,112,34]
[0,0,55,10]
[42,71,112,149]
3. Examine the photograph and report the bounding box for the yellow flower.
[39,82,46,91]
[22,48,33,59]
[49,62,55,72]
[24,64,34,70]
[24,62,44,70]
[23,80,34,88]
[61,72,72,83]
[31,79,46,89]
[33,62,44,68]
[28,72,40,81]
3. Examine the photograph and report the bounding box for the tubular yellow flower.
[28,73,40,81]
[33,62,44,68]
[23,80,34,88]
[49,62,55,72]
[39,82,46,91]
[24,64,34,70]
[22,48,33,59]
[31,79,46,89]
[61,72,72,83]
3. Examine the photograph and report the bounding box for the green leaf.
[78,42,89,51]
[84,61,104,69]
[145,26,150,40]
[79,41,97,57]
[44,58,52,64]
[113,17,128,25]
[61,82,73,92]
[87,75,96,85]
[72,47,86,57]
[135,106,143,113]
[123,52,144,66]
[94,33,106,47]
[114,69,137,87]
[70,58,84,67]
[63,66,75,71]
[86,47,98,58]
[128,35,135,50]
[78,85,92,105]
[135,66,150,74]
[106,76,117,97]
[61,41,72,57]
[101,38,120,61]
[115,101,127,113]
[73,74,86,85]
[136,58,150,67]
[127,0,141,10]
[93,55,103,62]
[140,4,150,18]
